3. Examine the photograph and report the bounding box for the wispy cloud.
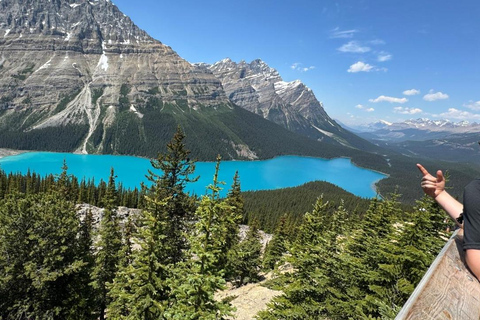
[355,104,375,112]
[347,61,373,73]
[338,41,371,53]
[464,100,480,111]
[394,107,422,114]
[377,52,392,62]
[403,89,420,96]
[434,108,480,120]
[291,62,315,72]
[423,90,449,101]
[369,39,386,45]
[330,27,359,39]
[369,95,408,104]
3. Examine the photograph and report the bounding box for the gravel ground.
[0,148,26,159]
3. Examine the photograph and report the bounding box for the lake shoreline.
[0,148,29,159]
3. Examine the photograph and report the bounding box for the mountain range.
[352,118,480,141]
[0,0,379,161]
[349,118,480,163]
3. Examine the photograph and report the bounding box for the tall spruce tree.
[229,219,263,286]
[72,208,96,319]
[92,169,122,320]
[262,215,289,271]
[258,197,351,320]
[166,157,232,319]
[109,194,173,319]
[145,125,197,264]
[107,216,138,319]
[221,170,244,279]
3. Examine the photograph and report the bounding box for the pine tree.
[92,169,122,320]
[0,191,90,319]
[258,197,349,320]
[109,193,172,319]
[229,219,263,286]
[166,157,232,319]
[145,125,197,264]
[220,170,244,279]
[71,207,96,319]
[107,216,136,319]
[262,215,289,271]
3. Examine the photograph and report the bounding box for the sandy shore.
[0,148,28,159]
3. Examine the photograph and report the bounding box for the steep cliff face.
[205,58,376,151]
[0,0,229,155]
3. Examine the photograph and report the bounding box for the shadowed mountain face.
[0,0,378,160]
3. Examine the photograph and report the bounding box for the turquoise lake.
[0,152,386,198]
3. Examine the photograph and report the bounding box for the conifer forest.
[0,129,450,319]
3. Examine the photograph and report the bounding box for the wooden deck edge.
[395,229,462,319]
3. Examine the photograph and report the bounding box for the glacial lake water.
[0,152,387,198]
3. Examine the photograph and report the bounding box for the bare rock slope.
[201,58,376,151]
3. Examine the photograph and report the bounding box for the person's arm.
[417,164,463,227]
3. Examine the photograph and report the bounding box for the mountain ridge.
[198,58,379,152]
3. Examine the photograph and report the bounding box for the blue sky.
[112,0,479,126]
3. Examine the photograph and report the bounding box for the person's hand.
[417,164,445,198]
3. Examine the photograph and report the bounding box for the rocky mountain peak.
[205,58,374,150]
[0,0,155,51]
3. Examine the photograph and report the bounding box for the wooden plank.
[396,229,480,320]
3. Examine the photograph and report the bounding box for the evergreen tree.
[92,169,122,320]
[166,157,232,319]
[107,216,136,319]
[258,197,349,320]
[0,191,89,319]
[71,207,96,319]
[109,193,172,319]
[145,125,197,264]
[262,215,289,271]
[220,170,244,278]
[229,219,263,286]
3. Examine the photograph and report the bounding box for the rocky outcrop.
[0,0,227,109]
[204,58,377,151]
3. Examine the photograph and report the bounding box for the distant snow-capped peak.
[360,118,479,133]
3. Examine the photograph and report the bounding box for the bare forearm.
[435,190,463,226]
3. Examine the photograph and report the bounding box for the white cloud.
[330,27,359,39]
[369,95,408,104]
[435,108,480,120]
[464,100,480,111]
[347,61,373,73]
[291,63,315,72]
[377,53,392,62]
[423,90,449,101]
[369,39,386,45]
[403,89,420,96]
[338,41,371,53]
[302,66,315,72]
[355,104,375,112]
[394,107,423,114]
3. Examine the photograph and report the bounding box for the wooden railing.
[396,229,480,319]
